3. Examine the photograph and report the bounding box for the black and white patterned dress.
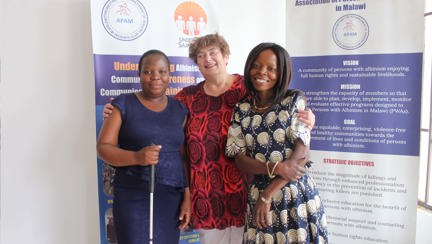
[226,90,328,244]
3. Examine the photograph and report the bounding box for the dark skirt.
[113,170,184,244]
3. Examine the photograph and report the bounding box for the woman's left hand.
[178,188,191,229]
[253,194,272,229]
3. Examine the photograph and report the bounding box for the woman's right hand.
[134,145,162,166]
[275,159,306,182]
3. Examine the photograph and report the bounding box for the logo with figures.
[174,1,207,37]
[102,0,148,41]
[332,14,369,50]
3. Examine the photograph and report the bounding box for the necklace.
[253,97,273,112]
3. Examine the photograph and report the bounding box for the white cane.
[149,164,155,244]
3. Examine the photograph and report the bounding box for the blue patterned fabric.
[226,90,329,243]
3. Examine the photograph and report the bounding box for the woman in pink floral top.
[175,34,248,243]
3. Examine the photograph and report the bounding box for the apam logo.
[332,14,369,50]
[101,0,148,41]
[174,1,207,37]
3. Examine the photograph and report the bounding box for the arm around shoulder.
[97,107,146,167]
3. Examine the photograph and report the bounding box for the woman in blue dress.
[97,50,191,243]
[226,43,328,243]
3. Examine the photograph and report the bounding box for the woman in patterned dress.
[225,43,328,243]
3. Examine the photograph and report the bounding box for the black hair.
[137,49,170,76]
[243,42,292,104]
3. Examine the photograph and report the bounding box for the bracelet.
[260,195,272,204]
[270,161,280,176]
[266,161,275,179]
[266,161,272,179]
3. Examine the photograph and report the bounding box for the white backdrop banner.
[91,0,286,244]
[91,0,424,243]
[90,1,285,243]
[287,0,424,243]
[90,0,217,243]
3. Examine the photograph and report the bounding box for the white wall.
[211,1,286,74]
[416,208,432,244]
[0,0,430,243]
[0,0,285,243]
[0,0,99,243]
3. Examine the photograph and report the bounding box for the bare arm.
[261,140,308,195]
[178,187,191,229]
[178,116,191,229]
[180,116,190,186]
[234,153,270,175]
[96,106,161,167]
[234,143,308,181]
[252,139,309,228]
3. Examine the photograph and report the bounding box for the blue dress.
[111,93,188,244]
[226,90,328,243]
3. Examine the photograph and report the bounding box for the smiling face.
[249,49,279,96]
[195,45,229,78]
[139,54,170,99]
